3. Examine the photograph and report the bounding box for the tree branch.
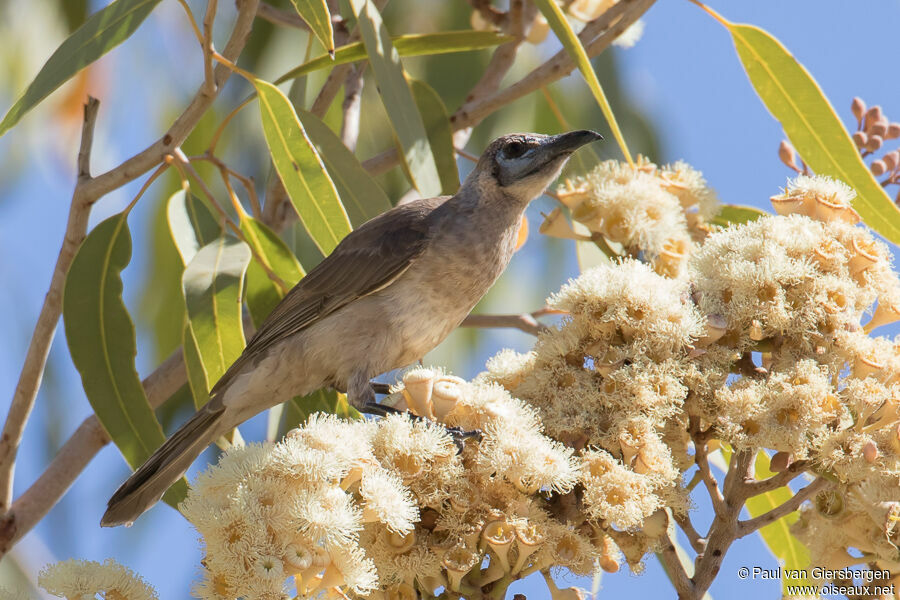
[674,511,706,555]
[0,0,259,553]
[256,1,309,30]
[658,531,696,599]
[362,0,655,176]
[736,478,826,538]
[0,349,186,556]
[0,97,100,513]
[461,312,548,336]
[741,460,810,498]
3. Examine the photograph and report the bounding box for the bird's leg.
[360,378,482,452]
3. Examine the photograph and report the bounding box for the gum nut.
[696,314,727,347]
[769,193,808,216]
[442,546,477,592]
[402,368,435,418]
[872,160,888,176]
[853,353,884,379]
[387,530,416,554]
[482,520,514,571]
[814,197,861,225]
[864,299,900,332]
[512,524,544,573]
[540,207,590,241]
[848,237,880,279]
[769,451,792,473]
[432,378,464,420]
[853,131,868,148]
[886,123,900,140]
[851,97,866,121]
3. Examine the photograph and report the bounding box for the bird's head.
[469,130,603,202]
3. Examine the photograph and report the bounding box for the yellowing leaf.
[182,236,251,391]
[532,0,632,166]
[289,0,333,55]
[254,78,352,255]
[348,0,442,197]
[701,4,900,243]
[275,31,512,84]
[63,213,186,506]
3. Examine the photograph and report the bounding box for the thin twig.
[461,309,550,336]
[691,427,725,517]
[0,0,259,556]
[658,530,697,599]
[203,0,219,96]
[340,64,365,152]
[741,460,810,498]
[0,97,100,513]
[675,511,706,555]
[736,478,827,538]
[362,0,655,175]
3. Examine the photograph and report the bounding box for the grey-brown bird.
[101,129,602,527]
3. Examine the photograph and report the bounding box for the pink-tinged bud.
[851,97,866,122]
[863,440,879,463]
[853,131,868,148]
[887,123,900,140]
[869,122,888,137]
[864,106,884,131]
[778,140,799,171]
[866,135,883,152]
[872,160,888,176]
[884,150,900,171]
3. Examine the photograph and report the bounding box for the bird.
[101,129,602,527]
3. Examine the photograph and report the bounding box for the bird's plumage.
[101,130,601,527]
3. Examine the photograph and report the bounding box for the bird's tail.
[100,403,225,527]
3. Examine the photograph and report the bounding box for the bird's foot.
[360,401,481,453]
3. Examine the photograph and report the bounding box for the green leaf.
[0,0,162,136]
[707,8,900,243]
[745,452,812,593]
[298,109,392,227]
[183,323,208,408]
[240,215,305,328]
[63,213,186,505]
[281,389,361,435]
[182,236,251,391]
[289,0,334,55]
[254,78,352,255]
[274,31,512,84]
[410,78,460,195]
[348,0,442,197]
[709,204,768,228]
[166,189,223,266]
[532,0,632,165]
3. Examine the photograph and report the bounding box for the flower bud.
[871,159,887,176]
[769,451,792,473]
[527,14,550,44]
[869,121,888,138]
[883,150,899,171]
[886,122,900,140]
[864,105,884,131]
[778,140,799,171]
[851,97,866,122]
[852,131,868,148]
[866,134,884,152]
[862,440,879,463]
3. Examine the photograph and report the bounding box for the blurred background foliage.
[0,0,898,598]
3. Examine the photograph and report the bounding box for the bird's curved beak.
[541,129,604,158]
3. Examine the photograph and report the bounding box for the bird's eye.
[504,141,527,158]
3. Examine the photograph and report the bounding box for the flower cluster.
[37,559,158,600]
[177,371,600,599]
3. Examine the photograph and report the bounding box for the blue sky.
[1,0,899,598]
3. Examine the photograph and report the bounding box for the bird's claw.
[359,402,481,453]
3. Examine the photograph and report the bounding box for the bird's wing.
[210,196,448,396]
